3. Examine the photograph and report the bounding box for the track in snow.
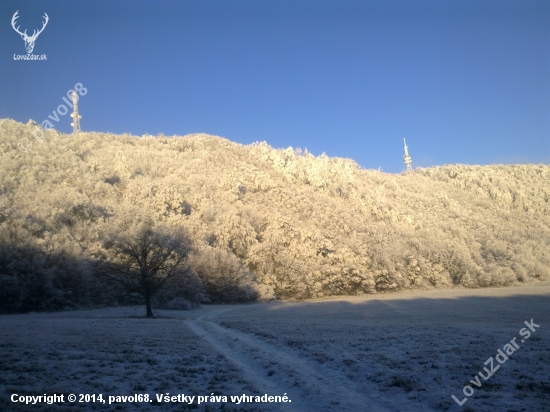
[187,308,423,411]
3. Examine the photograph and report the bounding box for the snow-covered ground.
[1,283,549,411]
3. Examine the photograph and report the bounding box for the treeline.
[0,118,548,313]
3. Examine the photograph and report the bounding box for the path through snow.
[188,307,423,411]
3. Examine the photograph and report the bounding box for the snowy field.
[1,283,549,412]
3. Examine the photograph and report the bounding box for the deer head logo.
[11,11,49,54]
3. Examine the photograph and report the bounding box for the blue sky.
[1,0,548,173]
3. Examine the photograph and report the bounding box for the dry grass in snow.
[1,282,549,411]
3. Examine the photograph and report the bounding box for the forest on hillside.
[0,119,549,313]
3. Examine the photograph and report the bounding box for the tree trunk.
[145,291,153,318]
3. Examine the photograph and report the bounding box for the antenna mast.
[403,138,412,171]
[70,90,81,133]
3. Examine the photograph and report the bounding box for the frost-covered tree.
[0,118,548,311]
[99,224,193,317]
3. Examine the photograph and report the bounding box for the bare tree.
[100,225,193,317]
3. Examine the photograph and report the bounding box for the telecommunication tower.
[70,90,81,133]
[403,138,412,171]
